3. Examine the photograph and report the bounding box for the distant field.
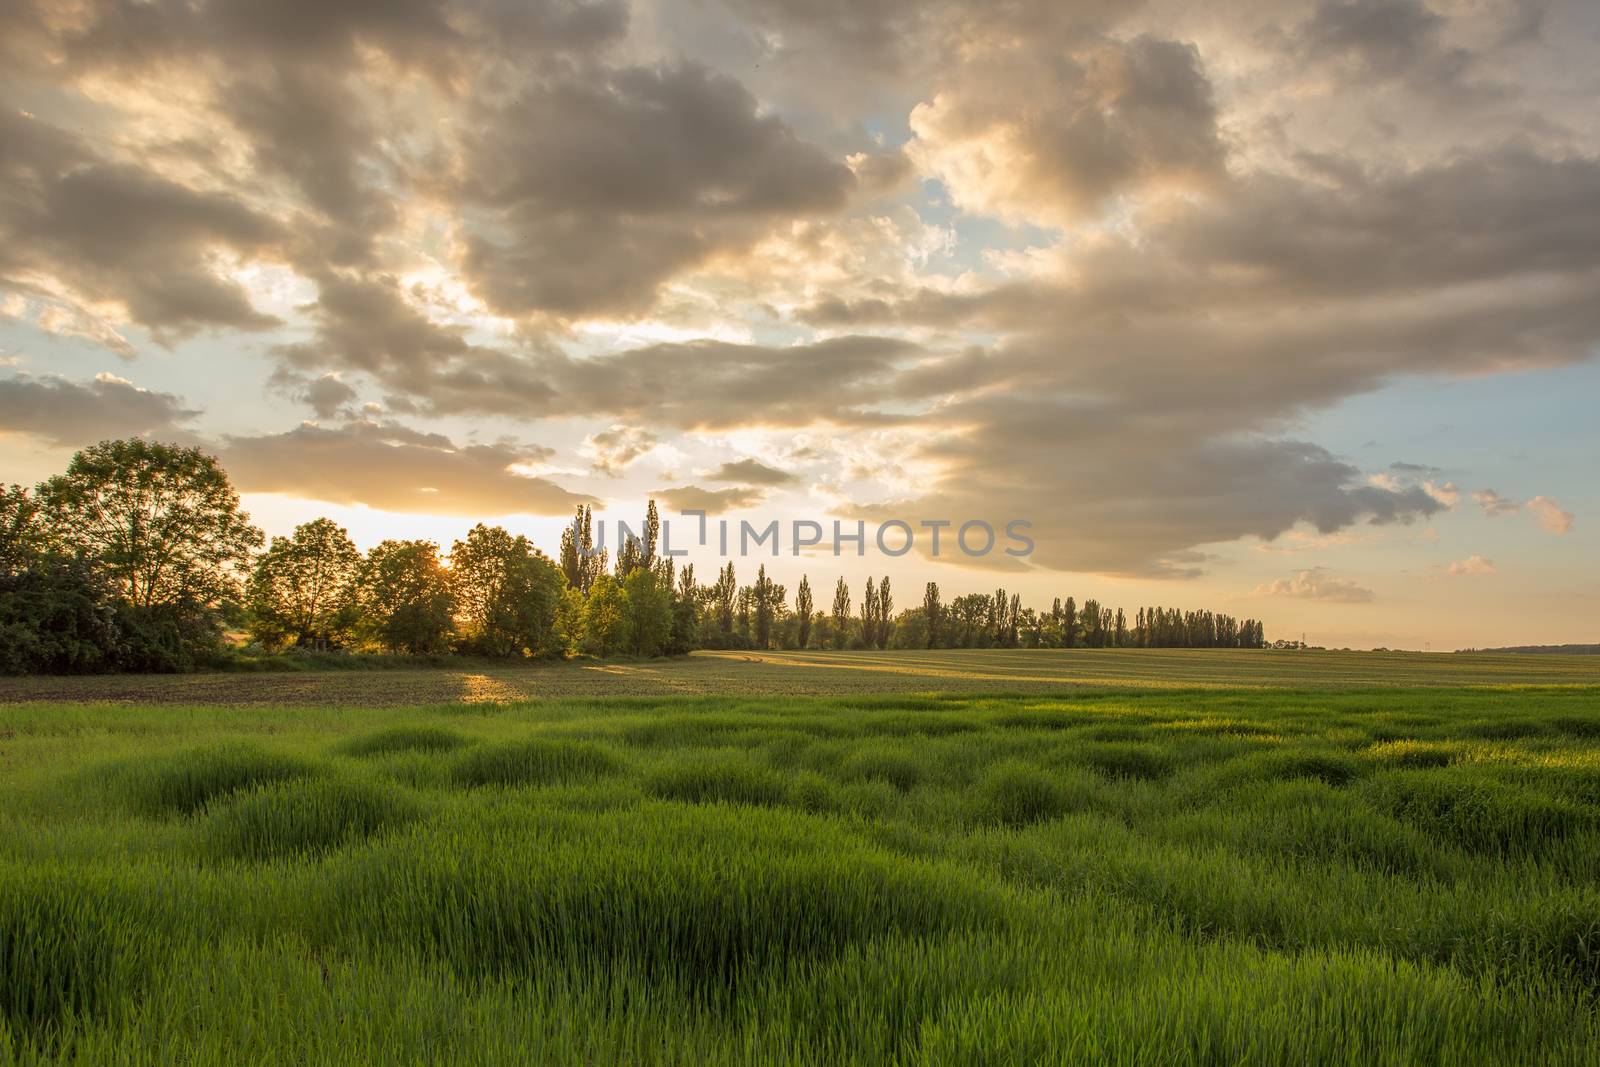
[3,647,1599,706]
[3,688,1600,1063]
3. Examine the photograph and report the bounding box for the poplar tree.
[831,578,851,649]
[861,577,877,649]
[876,577,893,649]
[795,575,814,649]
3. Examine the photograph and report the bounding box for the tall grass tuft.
[453,739,622,789]
[0,867,162,1041]
[201,777,425,861]
[117,745,317,817]
[645,753,788,807]
[969,762,1094,826]
[339,726,471,758]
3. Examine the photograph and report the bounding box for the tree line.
[0,440,1267,674]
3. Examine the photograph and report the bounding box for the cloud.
[1,0,1596,585]
[1528,495,1574,535]
[1473,488,1520,516]
[1422,480,1460,508]
[0,373,196,447]
[704,458,798,485]
[219,420,594,517]
[1297,0,1477,94]
[1446,554,1496,576]
[1469,489,1571,533]
[301,375,358,420]
[273,275,922,423]
[0,110,287,341]
[457,62,855,319]
[908,34,1224,227]
[653,484,768,515]
[854,398,1442,577]
[585,425,660,477]
[1256,568,1375,604]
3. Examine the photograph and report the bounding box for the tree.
[448,524,564,657]
[559,505,606,594]
[831,578,851,649]
[876,577,893,649]
[1062,596,1077,648]
[889,607,928,650]
[359,540,454,654]
[795,575,814,649]
[1,485,45,575]
[35,440,262,609]
[616,501,658,577]
[753,565,781,649]
[0,554,123,674]
[861,577,876,649]
[246,518,361,651]
[641,500,660,573]
[1081,598,1102,647]
[712,563,737,637]
[667,564,700,656]
[580,573,629,657]
[623,567,672,656]
[923,582,942,648]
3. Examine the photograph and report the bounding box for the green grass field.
[4,655,1600,1064]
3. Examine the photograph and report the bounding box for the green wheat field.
[4,652,1600,1063]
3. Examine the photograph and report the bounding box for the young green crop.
[2,684,1598,1063]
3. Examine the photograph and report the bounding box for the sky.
[1,0,1597,650]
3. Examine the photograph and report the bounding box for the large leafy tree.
[359,540,454,654]
[448,524,564,657]
[1,485,45,575]
[35,440,262,609]
[246,518,362,650]
[0,490,123,674]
